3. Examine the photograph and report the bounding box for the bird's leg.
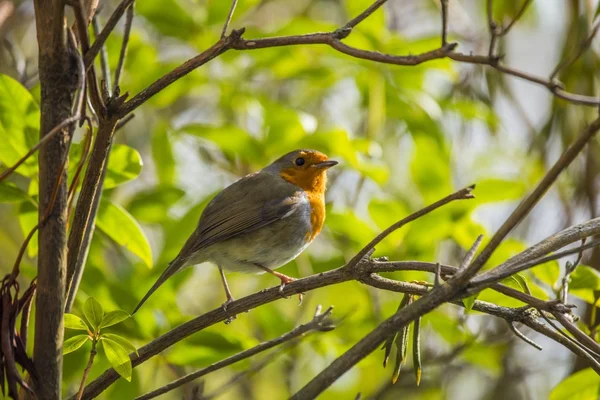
[254,264,303,305]
[218,265,236,314]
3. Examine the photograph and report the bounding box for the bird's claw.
[277,278,304,305]
[221,297,237,324]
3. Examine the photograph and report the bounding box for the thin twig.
[70,0,106,117]
[553,312,600,358]
[84,0,135,69]
[508,321,542,350]
[440,0,449,46]
[113,2,134,93]
[92,14,112,95]
[458,234,483,270]
[67,122,93,217]
[76,340,97,400]
[343,0,389,31]
[115,113,135,131]
[515,237,600,272]
[487,0,498,58]
[344,185,475,271]
[550,20,600,80]
[135,306,334,400]
[499,0,533,36]
[221,0,238,38]
[0,116,81,183]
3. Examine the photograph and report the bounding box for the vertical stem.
[66,117,119,311]
[77,340,98,400]
[32,0,77,398]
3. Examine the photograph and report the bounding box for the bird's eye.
[295,157,305,166]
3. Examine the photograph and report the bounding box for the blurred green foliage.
[1,0,600,399]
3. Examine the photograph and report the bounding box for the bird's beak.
[313,160,338,169]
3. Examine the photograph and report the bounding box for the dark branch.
[84,0,135,69]
[135,306,334,400]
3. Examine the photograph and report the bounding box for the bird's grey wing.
[180,172,304,257]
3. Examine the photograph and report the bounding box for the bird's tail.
[132,256,186,314]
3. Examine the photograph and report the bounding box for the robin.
[132,149,337,314]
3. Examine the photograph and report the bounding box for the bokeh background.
[1,0,600,399]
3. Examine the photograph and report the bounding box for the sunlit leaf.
[0,74,40,177]
[100,310,131,329]
[64,314,90,331]
[550,368,600,400]
[84,297,104,331]
[127,185,185,224]
[63,335,90,355]
[531,260,560,289]
[569,265,600,290]
[96,199,153,268]
[104,144,143,189]
[0,181,29,203]
[18,201,38,257]
[151,125,176,184]
[474,179,527,203]
[102,333,138,356]
[101,338,133,381]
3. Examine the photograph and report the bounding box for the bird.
[132,149,338,314]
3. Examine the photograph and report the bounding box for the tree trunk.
[32,0,77,398]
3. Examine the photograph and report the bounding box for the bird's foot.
[277,275,304,305]
[221,297,237,324]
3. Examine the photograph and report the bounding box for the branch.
[135,306,334,400]
[91,13,111,95]
[65,117,120,312]
[80,211,600,399]
[117,31,242,117]
[32,0,79,397]
[112,1,134,93]
[344,184,475,271]
[550,20,600,80]
[289,237,495,399]
[83,0,135,69]
[221,0,238,38]
[440,0,449,46]
[466,117,600,281]
[342,0,388,31]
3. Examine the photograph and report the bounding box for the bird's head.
[268,149,338,194]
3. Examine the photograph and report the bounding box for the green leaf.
[550,368,600,400]
[182,124,261,158]
[474,179,527,203]
[0,181,29,203]
[410,134,451,202]
[64,314,90,331]
[151,125,175,184]
[96,199,153,267]
[83,297,104,331]
[102,333,138,356]
[127,185,185,224]
[18,201,38,257]
[531,260,560,289]
[104,144,143,189]
[101,338,133,381]
[462,295,477,312]
[63,335,90,355]
[0,74,40,177]
[569,265,600,290]
[100,310,131,329]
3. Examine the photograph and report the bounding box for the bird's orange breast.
[279,168,328,243]
[306,191,325,242]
